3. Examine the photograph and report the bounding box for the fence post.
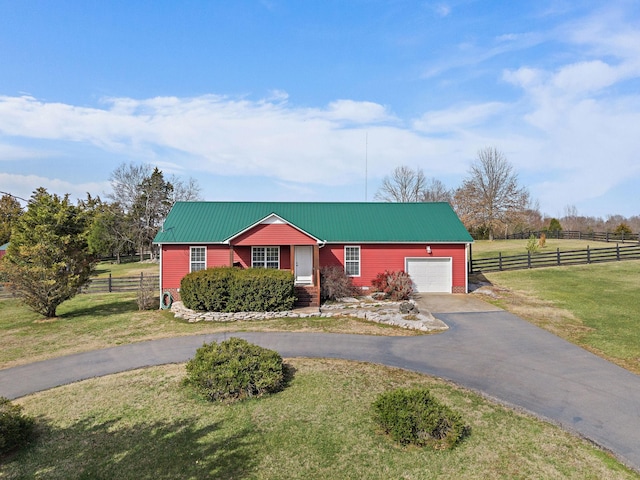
[527,251,531,269]
[557,248,560,266]
[587,245,591,263]
[606,232,609,242]
[499,252,503,271]
[108,273,112,293]
[468,244,473,274]
[617,243,620,261]
[140,272,144,287]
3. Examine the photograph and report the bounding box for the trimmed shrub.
[228,268,296,312]
[372,387,468,450]
[0,396,35,455]
[180,267,235,312]
[371,270,414,301]
[180,267,295,312]
[320,265,361,301]
[183,338,285,403]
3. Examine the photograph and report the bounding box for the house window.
[190,246,206,272]
[344,246,360,276]
[252,246,280,269]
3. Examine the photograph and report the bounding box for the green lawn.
[470,238,613,259]
[480,260,640,374]
[4,359,636,480]
[92,259,159,278]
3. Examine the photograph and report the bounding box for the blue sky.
[1,0,639,218]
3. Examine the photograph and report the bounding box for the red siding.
[320,243,467,291]
[162,242,468,293]
[161,244,232,290]
[233,224,316,246]
[161,244,294,290]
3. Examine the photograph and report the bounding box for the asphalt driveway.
[2,294,640,472]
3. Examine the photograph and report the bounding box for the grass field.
[4,359,636,480]
[92,258,159,278]
[470,238,614,259]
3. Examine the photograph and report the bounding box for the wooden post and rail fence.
[0,272,160,299]
[469,243,640,274]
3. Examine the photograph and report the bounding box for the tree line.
[374,146,639,240]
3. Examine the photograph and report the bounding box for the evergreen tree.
[0,188,95,317]
[0,194,23,245]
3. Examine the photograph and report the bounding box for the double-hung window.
[344,246,360,277]
[190,246,206,272]
[252,246,280,269]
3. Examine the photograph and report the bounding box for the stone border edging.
[170,298,448,332]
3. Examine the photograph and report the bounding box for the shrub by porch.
[180,267,296,313]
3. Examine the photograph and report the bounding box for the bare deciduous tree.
[421,177,453,204]
[107,162,152,213]
[453,147,530,240]
[375,166,427,202]
[170,175,202,203]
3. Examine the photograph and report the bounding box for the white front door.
[295,246,313,285]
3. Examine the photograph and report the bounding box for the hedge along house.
[153,202,474,308]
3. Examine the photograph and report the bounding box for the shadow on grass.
[4,415,257,480]
[468,273,493,291]
[59,296,139,320]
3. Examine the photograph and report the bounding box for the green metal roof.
[153,202,473,244]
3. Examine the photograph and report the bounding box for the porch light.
[426,246,432,254]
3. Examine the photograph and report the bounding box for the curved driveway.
[2,295,640,472]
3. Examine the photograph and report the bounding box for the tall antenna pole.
[365,131,368,201]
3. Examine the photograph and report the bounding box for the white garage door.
[406,258,452,293]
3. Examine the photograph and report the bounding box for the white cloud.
[0,172,110,204]
[413,102,506,133]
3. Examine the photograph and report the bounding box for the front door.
[295,245,313,285]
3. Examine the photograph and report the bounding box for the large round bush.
[372,387,468,450]
[184,338,285,403]
[0,396,35,455]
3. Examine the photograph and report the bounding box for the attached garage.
[405,257,452,293]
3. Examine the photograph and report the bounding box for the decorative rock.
[399,301,419,314]
[168,296,446,332]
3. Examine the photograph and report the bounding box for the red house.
[153,202,474,307]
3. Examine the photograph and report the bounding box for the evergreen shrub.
[526,234,538,253]
[180,267,295,312]
[183,338,285,403]
[0,397,35,455]
[372,387,468,450]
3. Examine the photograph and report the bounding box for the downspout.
[316,241,327,308]
[465,242,471,293]
[158,243,163,308]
